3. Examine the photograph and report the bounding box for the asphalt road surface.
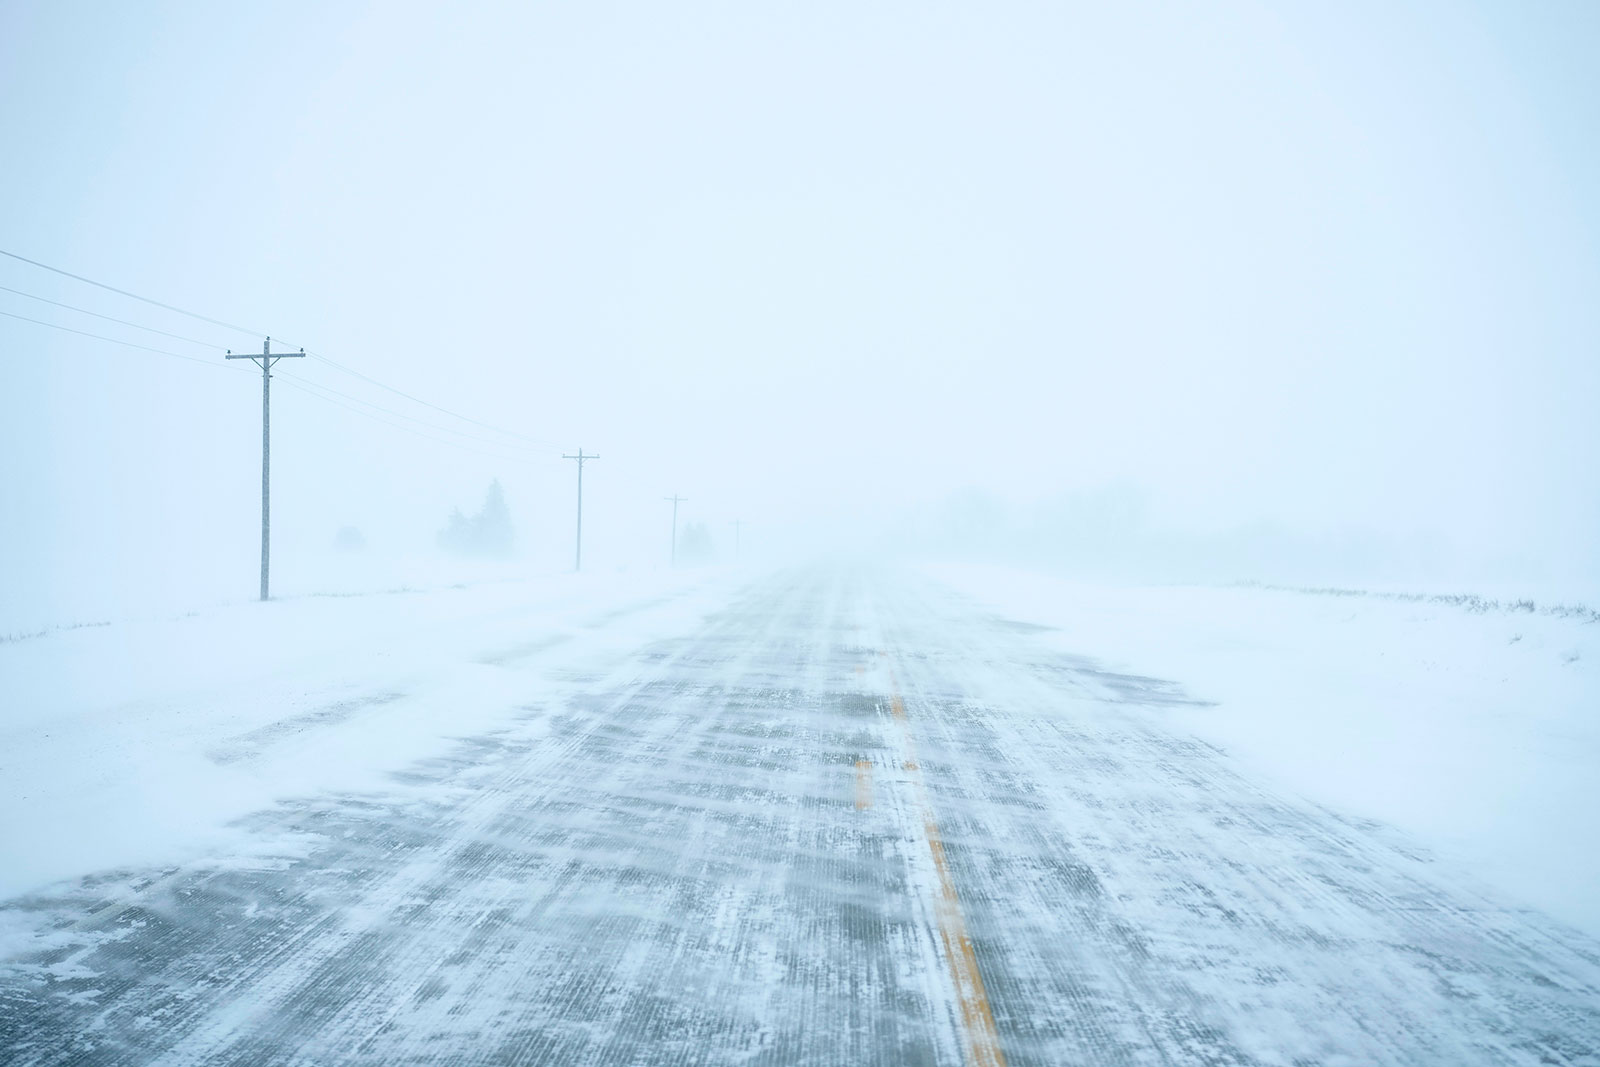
[4,567,1599,1065]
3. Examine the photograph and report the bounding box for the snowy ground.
[0,567,737,901]
[2,564,1597,1064]
[926,563,1600,939]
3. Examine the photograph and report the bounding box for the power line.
[275,374,551,463]
[0,248,267,340]
[0,279,543,451]
[0,248,559,447]
[0,284,226,349]
[0,308,241,371]
[276,375,528,457]
[277,368,545,453]
[303,350,560,446]
[0,300,548,460]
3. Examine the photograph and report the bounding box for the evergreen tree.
[476,480,514,558]
[437,480,516,558]
[679,521,715,565]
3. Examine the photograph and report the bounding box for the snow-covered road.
[3,567,1598,1065]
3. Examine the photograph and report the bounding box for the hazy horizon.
[4,0,1598,629]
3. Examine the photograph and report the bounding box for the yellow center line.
[855,760,875,810]
[887,674,1008,1067]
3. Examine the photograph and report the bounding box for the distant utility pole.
[562,449,599,572]
[731,519,743,562]
[226,337,304,602]
[664,494,687,566]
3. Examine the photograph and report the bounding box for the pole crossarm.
[227,337,305,368]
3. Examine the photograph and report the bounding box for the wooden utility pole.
[664,495,686,566]
[226,338,304,601]
[562,449,599,572]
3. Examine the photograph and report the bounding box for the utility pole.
[562,449,599,572]
[226,337,304,601]
[731,519,743,562]
[664,494,686,566]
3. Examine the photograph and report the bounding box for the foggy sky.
[3,0,1598,627]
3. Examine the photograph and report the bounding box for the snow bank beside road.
[0,568,741,905]
[925,563,1600,938]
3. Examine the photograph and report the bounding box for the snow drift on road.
[925,563,1600,939]
[0,568,739,912]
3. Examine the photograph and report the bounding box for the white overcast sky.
[2,0,1597,622]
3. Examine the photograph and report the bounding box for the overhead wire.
[0,247,565,447]
[0,308,245,372]
[0,296,556,460]
[301,350,561,446]
[0,248,266,340]
[275,367,545,453]
[1,299,550,463]
[0,284,227,350]
[273,374,551,463]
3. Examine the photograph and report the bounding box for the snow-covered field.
[927,562,1600,939]
[0,567,737,907]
